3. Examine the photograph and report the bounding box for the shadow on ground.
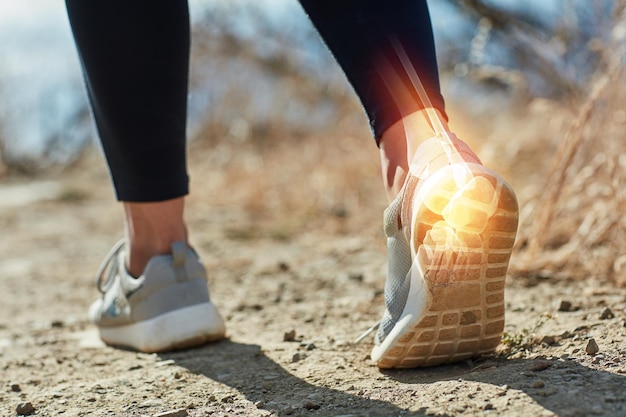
[384,355,626,416]
[162,340,449,417]
[162,340,626,416]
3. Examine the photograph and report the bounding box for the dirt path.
[1,136,625,417]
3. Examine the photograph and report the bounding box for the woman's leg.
[65,0,191,275]
[298,0,479,200]
[299,0,466,195]
[301,0,518,369]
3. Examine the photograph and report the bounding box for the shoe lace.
[354,321,380,344]
[95,239,125,293]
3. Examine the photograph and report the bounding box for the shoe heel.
[377,166,518,368]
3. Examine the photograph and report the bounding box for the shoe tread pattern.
[377,169,518,369]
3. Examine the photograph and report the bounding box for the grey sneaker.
[89,240,226,352]
[371,136,519,368]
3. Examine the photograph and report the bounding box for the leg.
[123,199,187,277]
[65,0,191,275]
[301,0,518,368]
[66,0,225,351]
[299,0,479,201]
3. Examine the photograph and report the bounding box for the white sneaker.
[372,136,519,368]
[90,240,226,352]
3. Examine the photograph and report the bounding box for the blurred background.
[1,0,625,285]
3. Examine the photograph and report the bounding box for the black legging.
[65,0,446,202]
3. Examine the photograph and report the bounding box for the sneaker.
[371,135,518,368]
[89,240,226,352]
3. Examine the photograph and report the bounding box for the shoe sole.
[373,164,518,368]
[98,302,226,353]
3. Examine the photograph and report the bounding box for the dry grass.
[186,117,387,245]
[510,43,626,285]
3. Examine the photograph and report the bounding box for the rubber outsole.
[373,164,518,368]
[98,302,226,353]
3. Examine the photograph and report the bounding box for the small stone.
[16,402,35,415]
[484,403,494,410]
[557,300,573,312]
[306,343,316,351]
[155,359,176,367]
[221,395,235,403]
[11,384,21,392]
[600,308,614,320]
[349,273,363,282]
[586,339,600,355]
[152,410,188,417]
[539,335,557,345]
[254,401,265,409]
[139,399,163,408]
[292,353,302,363]
[531,360,552,372]
[536,388,557,397]
[303,400,321,410]
[533,380,545,389]
[283,330,296,342]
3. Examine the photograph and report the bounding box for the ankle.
[123,198,188,277]
[379,109,481,202]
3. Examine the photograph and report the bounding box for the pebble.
[533,380,545,389]
[221,394,235,403]
[16,402,35,416]
[348,273,363,282]
[531,360,552,372]
[586,338,600,355]
[539,335,557,345]
[254,401,265,409]
[283,330,296,342]
[152,410,188,417]
[292,353,302,363]
[155,359,176,367]
[557,300,573,312]
[11,384,21,392]
[600,308,614,320]
[535,388,557,397]
[303,400,321,410]
[139,399,163,408]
